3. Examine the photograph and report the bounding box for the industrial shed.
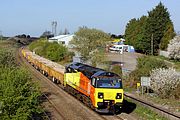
[48,34,74,48]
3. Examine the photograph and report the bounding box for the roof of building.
[49,34,74,40]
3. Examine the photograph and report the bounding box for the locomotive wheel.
[52,77,57,83]
[82,95,93,109]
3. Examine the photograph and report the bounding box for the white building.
[48,34,74,48]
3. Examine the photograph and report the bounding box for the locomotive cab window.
[96,78,122,89]
[91,78,96,87]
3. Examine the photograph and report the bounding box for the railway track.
[17,47,180,120]
[17,48,67,120]
[124,93,180,120]
[41,93,66,120]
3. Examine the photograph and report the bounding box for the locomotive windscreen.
[96,78,122,89]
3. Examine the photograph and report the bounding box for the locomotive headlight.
[98,92,104,99]
[116,93,122,99]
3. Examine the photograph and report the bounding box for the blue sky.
[0,0,179,37]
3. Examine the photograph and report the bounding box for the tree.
[125,18,138,46]
[144,2,174,55]
[27,35,31,38]
[125,16,148,53]
[40,30,54,39]
[70,27,111,66]
[124,2,175,55]
[160,21,176,50]
[167,36,180,60]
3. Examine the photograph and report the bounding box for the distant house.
[48,34,74,48]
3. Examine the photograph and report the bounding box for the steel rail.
[124,93,180,120]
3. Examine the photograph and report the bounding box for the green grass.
[134,104,168,120]
[126,98,168,120]
[145,95,180,112]
[123,85,180,113]
[156,55,180,71]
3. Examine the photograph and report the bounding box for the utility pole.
[52,21,57,36]
[151,34,153,55]
[54,21,57,36]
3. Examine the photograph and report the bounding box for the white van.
[109,45,123,54]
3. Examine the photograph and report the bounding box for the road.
[106,52,142,73]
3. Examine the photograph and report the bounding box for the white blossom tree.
[150,68,180,98]
[167,36,180,60]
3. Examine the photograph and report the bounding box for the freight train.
[21,48,124,114]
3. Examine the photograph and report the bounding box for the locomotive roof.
[68,62,119,79]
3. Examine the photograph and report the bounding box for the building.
[48,34,74,48]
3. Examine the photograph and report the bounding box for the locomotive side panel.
[64,72,80,89]
[79,73,91,96]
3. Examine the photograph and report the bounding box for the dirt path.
[106,52,142,72]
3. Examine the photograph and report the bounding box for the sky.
[0,0,180,37]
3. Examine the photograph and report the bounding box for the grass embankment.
[122,55,180,119]
[0,41,43,119]
[125,98,168,120]
[156,55,180,71]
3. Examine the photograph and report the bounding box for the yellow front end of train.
[94,88,123,108]
[90,76,123,113]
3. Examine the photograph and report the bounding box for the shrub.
[0,67,42,119]
[167,36,180,60]
[46,43,67,61]
[0,48,42,119]
[64,51,75,62]
[110,65,122,77]
[0,49,16,67]
[28,39,69,62]
[29,39,49,56]
[129,56,167,82]
[150,68,180,99]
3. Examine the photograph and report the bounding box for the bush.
[0,67,42,119]
[129,56,167,82]
[29,39,49,56]
[46,43,67,61]
[28,39,70,62]
[150,68,180,99]
[110,65,122,77]
[0,48,42,119]
[64,51,75,62]
[0,49,16,67]
[167,36,180,60]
